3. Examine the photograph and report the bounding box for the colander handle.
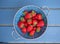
[41,6,50,16]
[12,31,20,40]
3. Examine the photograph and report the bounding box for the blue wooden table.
[0,0,60,43]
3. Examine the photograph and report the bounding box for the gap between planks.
[0,7,60,10]
[0,24,60,27]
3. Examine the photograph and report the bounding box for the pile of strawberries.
[17,10,45,36]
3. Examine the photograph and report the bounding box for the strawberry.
[33,27,36,31]
[36,27,41,32]
[17,21,24,29]
[25,13,32,19]
[32,15,37,20]
[32,19,37,26]
[27,25,33,32]
[37,20,44,27]
[20,17,25,22]
[22,27,27,34]
[29,30,35,36]
[24,22,28,27]
[27,19,32,25]
[31,10,36,17]
[36,14,42,20]
[23,11,28,15]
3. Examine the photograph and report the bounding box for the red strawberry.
[25,13,32,19]
[33,27,36,31]
[31,10,36,17]
[32,16,37,20]
[23,11,28,15]
[37,20,44,27]
[17,21,24,29]
[24,22,28,27]
[36,27,41,32]
[20,17,25,22]
[22,27,27,34]
[32,19,37,26]
[36,14,42,20]
[29,30,35,36]
[27,25,33,32]
[27,19,32,25]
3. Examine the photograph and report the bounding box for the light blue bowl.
[13,5,47,39]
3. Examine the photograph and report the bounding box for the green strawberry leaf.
[20,17,24,21]
[36,28,40,32]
